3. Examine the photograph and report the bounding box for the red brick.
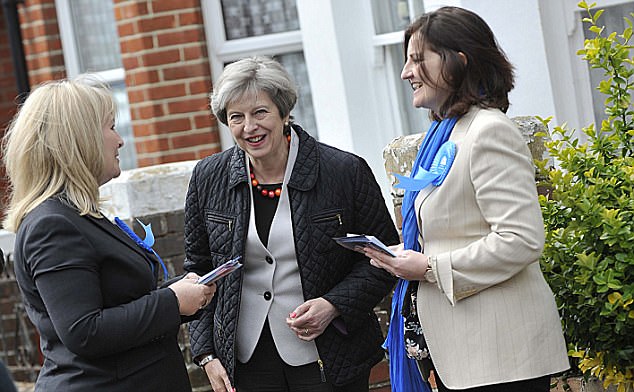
[153,118,191,134]
[114,2,149,20]
[163,63,209,81]
[135,137,170,154]
[195,146,221,159]
[188,79,211,95]
[137,156,162,167]
[127,70,160,86]
[152,0,199,13]
[147,84,186,100]
[167,98,207,114]
[142,49,180,67]
[127,88,146,104]
[137,103,165,120]
[170,131,214,149]
[117,20,137,36]
[161,151,197,163]
[194,114,214,129]
[157,28,203,48]
[122,56,140,70]
[133,122,156,138]
[178,10,203,25]
[183,44,208,61]
[137,15,177,32]
[120,35,154,53]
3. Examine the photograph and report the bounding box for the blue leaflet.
[114,217,169,281]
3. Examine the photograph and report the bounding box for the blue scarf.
[384,117,458,392]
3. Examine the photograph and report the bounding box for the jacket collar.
[227,124,320,192]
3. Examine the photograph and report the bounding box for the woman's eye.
[254,109,268,119]
[229,114,244,123]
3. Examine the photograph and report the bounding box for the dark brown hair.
[404,6,515,120]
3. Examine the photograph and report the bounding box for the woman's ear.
[458,52,468,66]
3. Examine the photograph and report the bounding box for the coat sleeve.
[21,214,181,359]
[183,162,216,358]
[321,157,399,331]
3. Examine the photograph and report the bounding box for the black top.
[253,184,282,247]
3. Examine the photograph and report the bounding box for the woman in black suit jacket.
[1,79,215,392]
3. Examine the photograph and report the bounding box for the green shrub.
[536,2,634,391]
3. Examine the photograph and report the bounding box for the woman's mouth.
[246,135,265,143]
[410,82,423,91]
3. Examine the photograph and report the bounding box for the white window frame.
[201,0,304,150]
[55,0,137,169]
[55,0,126,84]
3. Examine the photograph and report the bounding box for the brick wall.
[113,0,220,167]
[19,0,65,84]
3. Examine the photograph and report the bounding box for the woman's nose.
[244,116,258,132]
[401,64,411,80]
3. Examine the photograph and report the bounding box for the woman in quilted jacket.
[184,56,399,392]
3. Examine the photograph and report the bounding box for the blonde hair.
[1,78,116,232]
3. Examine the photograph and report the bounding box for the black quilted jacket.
[184,125,399,386]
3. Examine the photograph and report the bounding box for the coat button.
[263,291,272,300]
[265,256,273,264]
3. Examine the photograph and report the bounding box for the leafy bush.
[536,2,634,391]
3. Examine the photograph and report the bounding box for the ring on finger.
[304,328,310,336]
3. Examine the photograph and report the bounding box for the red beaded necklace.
[250,166,282,199]
[249,132,291,199]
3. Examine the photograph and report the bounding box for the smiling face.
[401,35,450,113]
[98,117,124,186]
[227,91,290,167]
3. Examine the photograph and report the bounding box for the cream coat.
[415,107,569,389]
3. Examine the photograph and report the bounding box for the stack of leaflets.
[197,256,242,285]
[332,234,396,257]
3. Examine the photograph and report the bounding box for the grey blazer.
[416,107,569,389]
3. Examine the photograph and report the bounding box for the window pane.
[275,52,318,139]
[372,0,424,34]
[221,0,299,40]
[110,80,137,171]
[583,2,634,128]
[387,44,429,135]
[69,0,123,72]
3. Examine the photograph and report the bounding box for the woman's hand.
[168,273,215,316]
[203,359,234,392]
[364,244,429,281]
[286,298,340,341]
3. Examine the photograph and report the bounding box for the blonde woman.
[2,79,214,392]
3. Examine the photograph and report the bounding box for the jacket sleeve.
[321,157,399,332]
[21,214,181,359]
[183,162,216,358]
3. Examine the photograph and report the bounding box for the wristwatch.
[424,255,437,283]
[197,354,215,367]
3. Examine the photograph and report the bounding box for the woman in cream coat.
[365,7,569,392]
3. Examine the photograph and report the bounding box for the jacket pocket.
[310,209,345,255]
[205,211,236,256]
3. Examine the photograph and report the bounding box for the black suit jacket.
[13,197,191,392]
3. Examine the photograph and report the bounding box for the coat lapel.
[88,215,157,267]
